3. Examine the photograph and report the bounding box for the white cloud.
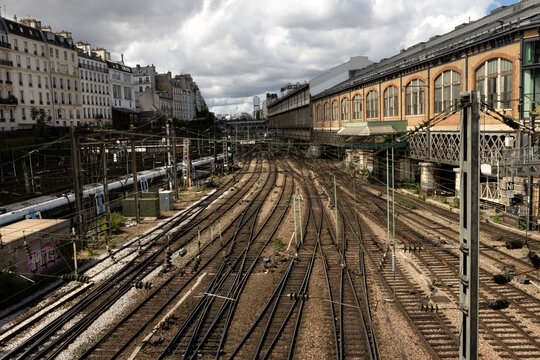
[3,0,511,115]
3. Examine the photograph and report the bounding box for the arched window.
[341,98,349,122]
[476,58,512,109]
[406,79,425,115]
[316,104,322,123]
[434,70,460,113]
[332,101,338,122]
[353,95,362,120]
[366,91,378,119]
[324,103,329,123]
[383,86,398,117]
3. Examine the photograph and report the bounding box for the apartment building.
[42,30,81,127]
[133,64,156,110]
[0,18,49,130]
[108,60,134,111]
[76,42,111,126]
[155,72,182,119]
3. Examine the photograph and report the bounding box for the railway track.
[0,156,264,360]
[324,159,540,359]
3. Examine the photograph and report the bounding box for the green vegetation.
[452,198,460,208]
[396,198,417,210]
[400,179,420,194]
[518,219,527,230]
[273,237,284,250]
[440,196,448,204]
[491,214,502,224]
[418,193,426,201]
[491,234,504,242]
[110,212,124,234]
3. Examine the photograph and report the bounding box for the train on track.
[0,154,230,226]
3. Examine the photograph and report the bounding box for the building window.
[366,91,378,119]
[113,84,121,99]
[341,98,349,122]
[15,55,20,67]
[332,101,338,122]
[324,103,329,122]
[317,104,322,123]
[523,68,540,119]
[383,86,398,117]
[476,58,512,109]
[435,70,461,113]
[123,86,132,100]
[406,79,425,115]
[353,95,362,120]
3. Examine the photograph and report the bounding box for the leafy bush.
[518,220,527,230]
[274,238,284,250]
[110,212,124,234]
[491,215,502,224]
[452,198,460,208]
[418,193,426,201]
[440,196,447,204]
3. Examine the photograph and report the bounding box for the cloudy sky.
[2,0,518,115]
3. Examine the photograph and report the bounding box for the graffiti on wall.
[28,242,61,273]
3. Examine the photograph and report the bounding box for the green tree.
[30,106,47,127]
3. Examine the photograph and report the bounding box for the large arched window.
[434,70,461,113]
[366,91,378,119]
[476,58,512,109]
[324,103,329,123]
[332,101,338,122]
[341,98,349,122]
[383,86,398,117]
[316,104,322,123]
[406,79,425,115]
[353,95,362,120]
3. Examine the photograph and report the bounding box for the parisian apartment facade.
[0,16,207,131]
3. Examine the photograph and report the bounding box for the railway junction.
[3,1,540,359]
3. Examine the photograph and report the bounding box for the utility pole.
[334,174,338,246]
[183,138,191,188]
[171,120,178,200]
[528,104,537,231]
[459,91,479,360]
[166,121,172,191]
[130,124,140,224]
[223,137,228,174]
[213,119,217,174]
[70,127,84,245]
[297,189,303,246]
[100,121,111,237]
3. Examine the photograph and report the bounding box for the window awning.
[337,125,399,136]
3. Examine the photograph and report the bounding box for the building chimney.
[13,14,16,22]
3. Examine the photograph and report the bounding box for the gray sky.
[2,0,516,115]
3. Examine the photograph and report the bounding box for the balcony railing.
[79,62,109,73]
[0,41,11,49]
[0,97,18,105]
[0,59,13,67]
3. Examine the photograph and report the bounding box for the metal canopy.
[337,125,398,137]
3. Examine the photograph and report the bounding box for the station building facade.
[305,0,540,218]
